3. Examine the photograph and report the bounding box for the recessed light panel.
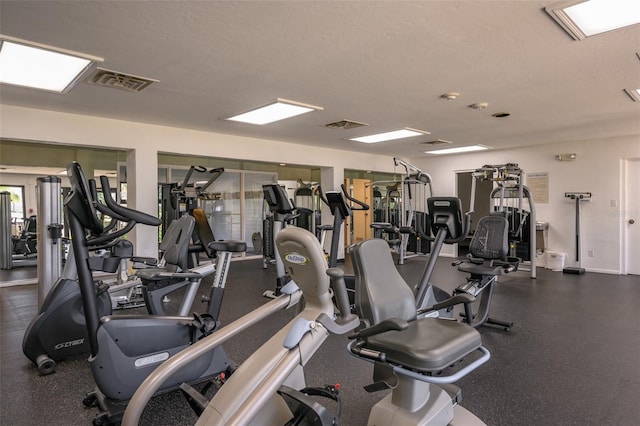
[547,0,640,40]
[226,98,323,125]
[425,145,489,155]
[350,128,430,144]
[0,36,102,93]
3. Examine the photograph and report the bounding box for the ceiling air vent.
[86,68,158,93]
[324,119,368,130]
[420,139,453,146]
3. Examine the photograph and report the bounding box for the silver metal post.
[0,192,12,270]
[36,176,62,307]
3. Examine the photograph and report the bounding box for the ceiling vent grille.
[86,68,158,93]
[324,119,368,130]
[420,139,453,146]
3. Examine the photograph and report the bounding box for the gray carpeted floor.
[1,257,639,425]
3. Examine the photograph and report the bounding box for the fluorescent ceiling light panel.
[546,0,640,40]
[425,145,489,155]
[350,128,430,144]
[0,35,102,93]
[226,98,323,125]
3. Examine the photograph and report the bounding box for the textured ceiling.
[1,1,639,159]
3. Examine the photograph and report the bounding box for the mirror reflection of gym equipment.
[368,158,433,265]
[1,185,41,270]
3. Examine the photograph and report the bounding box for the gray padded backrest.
[276,227,332,311]
[350,238,417,325]
[160,215,195,271]
[469,215,509,260]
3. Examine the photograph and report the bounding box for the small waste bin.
[536,221,548,253]
[546,251,567,271]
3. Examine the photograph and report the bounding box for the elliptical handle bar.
[99,176,162,227]
[178,165,206,190]
[316,185,330,207]
[87,220,137,247]
[340,184,369,211]
[88,179,128,224]
[196,167,225,193]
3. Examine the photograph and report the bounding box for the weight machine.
[368,158,433,265]
[471,163,536,278]
[160,165,225,239]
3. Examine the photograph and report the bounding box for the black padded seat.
[136,267,201,282]
[457,262,503,276]
[365,318,481,372]
[136,215,200,283]
[370,222,397,232]
[208,240,247,253]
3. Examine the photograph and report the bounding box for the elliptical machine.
[21,178,240,375]
[22,175,131,375]
[22,240,113,375]
[63,162,233,425]
[317,183,369,308]
[262,183,298,298]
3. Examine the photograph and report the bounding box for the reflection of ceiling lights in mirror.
[546,0,640,40]
[226,98,323,125]
[0,35,103,93]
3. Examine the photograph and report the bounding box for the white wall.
[411,135,640,274]
[0,105,397,174]
[1,104,397,256]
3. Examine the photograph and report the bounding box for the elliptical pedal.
[179,365,236,416]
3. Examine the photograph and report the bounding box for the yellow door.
[350,178,372,244]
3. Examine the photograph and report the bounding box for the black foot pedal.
[180,383,209,416]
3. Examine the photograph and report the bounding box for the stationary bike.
[64,162,234,425]
[453,214,519,331]
[348,236,490,425]
[123,225,490,426]
[415,197,518,330]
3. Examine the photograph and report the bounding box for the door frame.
[622,158,640,275]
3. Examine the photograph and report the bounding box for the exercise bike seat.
[457,261,505,276]
[364,318,481,371]
[208,240,247,253]
[350,237,482,371]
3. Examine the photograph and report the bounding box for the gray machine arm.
[121,290,301,426]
